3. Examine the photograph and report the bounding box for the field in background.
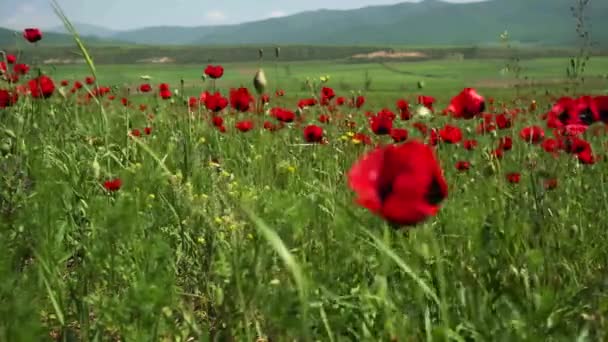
[50,57,608,103]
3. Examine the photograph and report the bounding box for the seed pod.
[253,69,267,94]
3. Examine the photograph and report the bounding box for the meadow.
[2,39,608,342]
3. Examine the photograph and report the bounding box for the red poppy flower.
[347,140,448,227]
[203,91,228,112]
[144,127,152,135]
[596,96,608,123]
[438,124,463,144]
[187,96,198,109]
[355,95,366,109]
[463,139,478,150]
[271,107,295,123]
[390,128,409,143]
[103,178,122,192]
[0,61,5,73]
[60,80,69,87]
[353,132,373,145]
[303,125,324,143]
[204,65,224,79]
[23,28,42,43]
[160,89,171,100]
[28,75,55,99]
[544,178,558,190]
[318,114,330,124]
[0,89,19,108]
[212,115,224,127]
[506,173,521,184]
[541,138,560,153]
[417,95,436,112]
[13,63,29,75]
[264,121,282,131]
[495,113,512,129]
[275,89,285,97]
[546,96,599,128]
[131,129,141,137]
[412,122,429,136]
[519,126,545,144]
[74,81,83,90]
[561,136,591,154]
[85,76,95,85]
[140,83,152,93]
[120,98,129,106]
[6,54,16,64]
[336,97,346,106]
[321,86,335,101]
[455,161,471,171]
[577,148,596,165]
[447,88,485,119]
[370,113,393,135]
[396,99,412,120]
[235,120,254,132]
[159,83,170,92]
[261,94,270,104]
[491,148,504,159]
[298,98,317,109]
[230,87,253,112]
[498,136,513,151]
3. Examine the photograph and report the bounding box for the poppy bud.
[253,69,267,95]
[275,47,280,59]
[258,49,264,60]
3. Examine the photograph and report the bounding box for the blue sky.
[0,0,482,30]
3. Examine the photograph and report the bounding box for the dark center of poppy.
[425,177,446,206]
[376,127,390,135]
[378,182,393,202]
[578,108,595,125]
[558,110,571,124]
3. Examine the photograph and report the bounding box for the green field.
[3,50,608,341]
[51,57,608,103]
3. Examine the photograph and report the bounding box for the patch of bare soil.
[43,58,86,64]
[474,78,577,89]
[136,57,176,64]
[351,50,428,60]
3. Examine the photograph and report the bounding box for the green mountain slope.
[0,27,123,47]
[8,0,608,48]
[192,0,608,46]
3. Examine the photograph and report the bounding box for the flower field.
[2,27,608,341]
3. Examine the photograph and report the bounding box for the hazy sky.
[0,0,483,30]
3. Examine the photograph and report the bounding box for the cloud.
[205,10,226,22]
[0,2,59,29]
[267,10,287,18]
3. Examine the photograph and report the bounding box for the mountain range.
[3,0,608,47]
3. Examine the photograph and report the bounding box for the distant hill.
[0,27,123,47]
[48,22,118,39]
[19,0,608,47]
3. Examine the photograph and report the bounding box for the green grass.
[2,54,608,341]
[48,57,608,103]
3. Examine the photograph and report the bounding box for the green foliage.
[1,55,608,340]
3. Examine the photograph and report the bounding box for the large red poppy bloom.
[28,75,55,99]
[438,124,463,144]
[347,140,448,227]
[303,125,324,143]
[446,88,485,119]
[0,89,19,108]
[23,28,42,43]
[204,65,224,79]
[203,91,228,112]
[230,87,253,112]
